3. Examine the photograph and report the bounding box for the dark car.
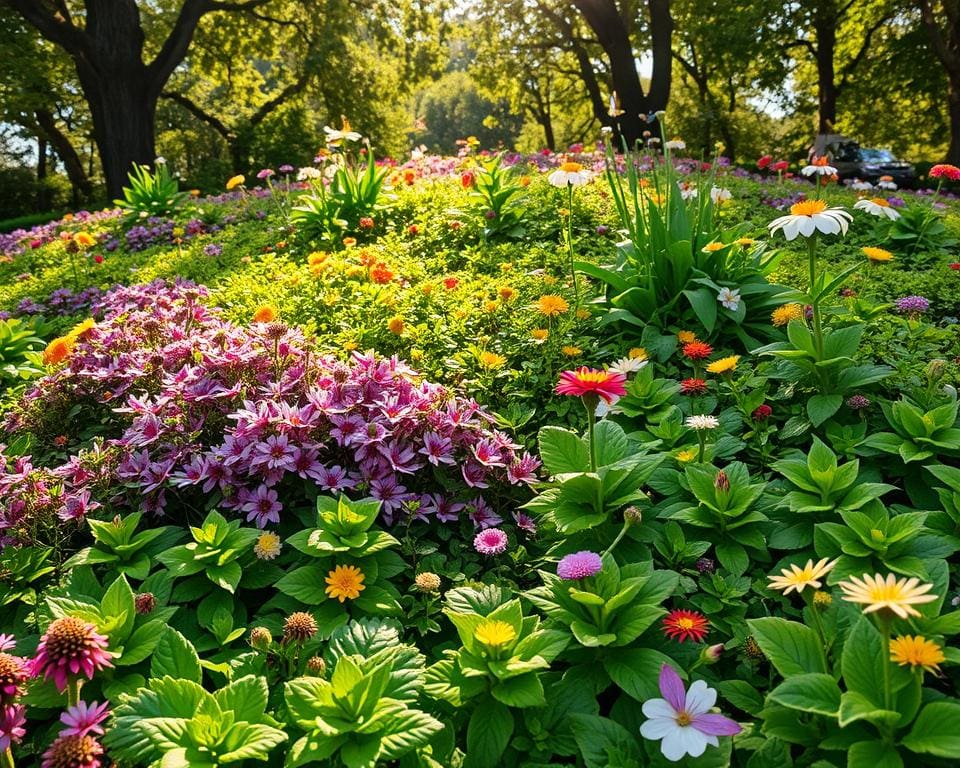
[808,134,916,187]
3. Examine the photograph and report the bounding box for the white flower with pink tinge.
[640,664,741,762]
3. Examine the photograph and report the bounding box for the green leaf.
[217,722,288,762]
[569,713,642,768]
[151,626,202,684]
[491,672,545,707]
[807,394,843,427]
[593,420,632,466]
[746,617,825,677]
[101,574,136,643]
[768,673,841,716]
[848,741,904,768]
[838,691,901,728]
[274,565,326,604]
[117,620,165,666]
[465,698,513,768]
[902,701,960,758]
[841,616,885,705]
[538,426,589,475]
[603,649,676,701]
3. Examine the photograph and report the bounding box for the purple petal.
[658,664,686,712]
[692,713,742,736]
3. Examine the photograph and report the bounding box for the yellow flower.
[735,238,756,247]
[307,251,328,267]
[771,303,804,327]
[537,295,569,316]
[706,355,740,374]
[68,318,96,339]
[813,590,832,607]
[675,449,697,463]
[253,305,278,323]
[531,328,549,341]
[862,246,894,263]
[343,340,358,351]
[838,573,937,619]
[575,308,591,320]
[890,635,945,674]
[562,345,582,357]
[43,336,74,365]
[343,237,357,248]
[479,351,506,369]
[73,231,95,249]
[499,286,516,301]
[768,558,837,595]
[387,316,405,335]
[628,347,648,361]
[559,161,584,173]
[474,619,516,648]
[677,331,698,344]
[226,174,245,190]
[254,532,282,561]
[702,242,726,253]
[482,300,498,313]
[325,565,366,602]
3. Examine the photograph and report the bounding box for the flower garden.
[2,134,960,768]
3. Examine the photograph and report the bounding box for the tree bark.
[36,134,51,211]
[948,78,960,164]
[34,108,93,203]
[919,0,960,162]
[813,3,838,134]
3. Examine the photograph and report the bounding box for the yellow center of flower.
[560,162,584,173]
[474,620,517,647]
[869,197,890,207]
[676,617,695,630]
[675,711,692,726]
[573,370,614,385]
[703,242,725,252]
[537,295,570,316]
[789,199,828,216]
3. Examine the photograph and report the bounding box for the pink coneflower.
[930,163,960,181]
[31,617,113,692]
[41,734,104,768]
[0,653,28,704]
[59,701,110,738]
[557,551,603,580]
[555,368,627,404]
[473,527,508,555]
[0,704,26,751]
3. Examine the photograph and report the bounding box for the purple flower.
[242,484,282,527]
[640,664,741,761]
[895,295,930,314]
[473,527,508,555]
[203,243,222,257]
[279,164,295,174]
[0,704,26,751]
[557,551,603,580]
[0,635,15,652]
[846,394,871,410]
[257,168,275,180]
[60,701,110,738]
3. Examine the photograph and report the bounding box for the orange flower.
[536,295,569,317]
[369,262,394,284]
[387,316,405,335]
[253,305,278,323]
[43,336,74,365]
[682,341,713,360]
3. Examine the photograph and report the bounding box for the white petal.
[641,716,679,740]
[814,214,840,235]
[642,698,677,719]
[685,680,717,715]
[661,726,708,761]
[796,217,816,237]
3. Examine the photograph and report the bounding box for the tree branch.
[837,12,892,91]
[161,89,234,139]
[5,0,91,55]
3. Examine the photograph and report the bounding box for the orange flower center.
[676,617,695,630]
[869,197,890,206]
[789,199,828,216]
[560,161,584,172]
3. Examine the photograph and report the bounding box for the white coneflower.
[323,122,362,145]
[685,415,720,430]
[849,179,873,191]
[768,199,852,240]
[548,161,592,187]
[801,156,837,176]
[854,197,900,220]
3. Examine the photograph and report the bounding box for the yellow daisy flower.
[675,449,697,463]
[537,295,569,316]
[226,174,245,190]
[254,532,282,561]
[771,303,804,327]
[531,328,549,341]
[479,351,506,369]
[628,347,648,361]
[474,619,516,648]
[702,242,726,253]
[768,558,837,595]
[862,246,894,263]
[325,565,366,602]
[387,316,405,335]
[677,331,698,344]
[838,573,937,619]
[253,305,278,323]
[890,635,945,674]
[562,345,582,357]
[706,355,740,374]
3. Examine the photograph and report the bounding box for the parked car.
[808,133,916,187]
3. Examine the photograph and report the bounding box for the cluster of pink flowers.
[2,279,539,537]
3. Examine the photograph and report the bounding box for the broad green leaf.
[902,701,960,758]
[768,673,841,716]
[538,426,589,475]
[465,698,513,768]
[151,626,202,684]
[746,617,826,677]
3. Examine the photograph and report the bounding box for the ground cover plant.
[1,128,960,768]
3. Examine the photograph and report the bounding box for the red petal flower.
[682,341,714,361]
[662,609,710,643]
[555,368,627,404]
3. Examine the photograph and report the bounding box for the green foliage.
[0,316,47,382]
[467,155,527,239]
[64,512,183,581]
[115,162,189,221]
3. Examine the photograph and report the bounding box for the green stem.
[805,591,830,667]
[696,431,706,464]
[0,748,14,768]
[70,251,81,293]
[602,520,630,559]
[566,183,580,309]
[67,677,81,707]
[806,235,824,361]
[584,397,598,473]
[879,614,892,711]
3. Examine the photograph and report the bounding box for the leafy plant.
[0,317,47,382]
[114,162,189,221]
[467,155,526,239]
[873,201,956,256]
[64,511,183,581]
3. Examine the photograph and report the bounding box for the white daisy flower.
[297,167,321,181]
[801,157,837,176]
[685,415,720,430]
[849,178,873,191]
[680,184,698,200]
[665,138,686,150]
[877,176,898,190]
[324,123,362,146]
[717,287,741,311]
[768,199,852,240]
[854,197,900,220]
[609,356,648,375]
[548,161,592,187]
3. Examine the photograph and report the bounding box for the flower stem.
[566,183,580,309]
[0,748,14,768]
[805,590,829,666]
[879,614,893,711]
[67,677,81,707]
[806,235,825,361]
[602,519,631,559]
[696,431,706,464]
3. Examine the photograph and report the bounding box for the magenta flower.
[60,701,110,738]
[31,617,113,692]
[0,704,26,751]
[241,484,282,528]
[473,527,508,555]
[895,295,930,314]
[640,664,741,762]
[0,635,15,652]
[41,734,104,768]
[557,551,603,580]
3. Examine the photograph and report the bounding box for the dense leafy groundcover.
[1,137,960,768]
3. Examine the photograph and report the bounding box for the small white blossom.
[685,415,720,430]
[854,198,900,220]
[717,287,741,311]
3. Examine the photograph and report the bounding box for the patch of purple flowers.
[1,280,539,538]
[895,295,930,314]
[556,551,603,580]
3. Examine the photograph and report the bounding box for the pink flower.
[41,734,104,768]
[0,635,15,652]
[0,704,26,751]
[60,701,110,738]
[473,527,508,555]
[0,652,28,704]
[555,368,627,404]
[557,551,602,580]
[31,617,113,692]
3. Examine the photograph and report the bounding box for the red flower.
[950,263,960,271]
[407,225,419,235]
[771,160,789,172]
[757,155,772,170]
[752,404,773,422]
[403,169,416,185]
[930,164,960,181]
[461,171,474,188]
[369,263,394,284]
[682,341,714,361]
[555,368,627,404]
[359,217,374,230]
[663,609,710,643]
[679,378,708,395]
[443,277,459,290]
[93,254,104,264]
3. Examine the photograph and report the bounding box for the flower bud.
[414,572,441,593]
[700,643,724,665]
[250,626,273,651]
[714,470,730,492]
[927,359,946,382]
[624,506,643,526]
[306,656,326,676]
[134,593,155,615]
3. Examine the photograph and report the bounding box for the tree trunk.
[34,108,93,204]
[948,78,960,165]
[814,4,837,134]
[36,135,51,211]
[647,0,673,112]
